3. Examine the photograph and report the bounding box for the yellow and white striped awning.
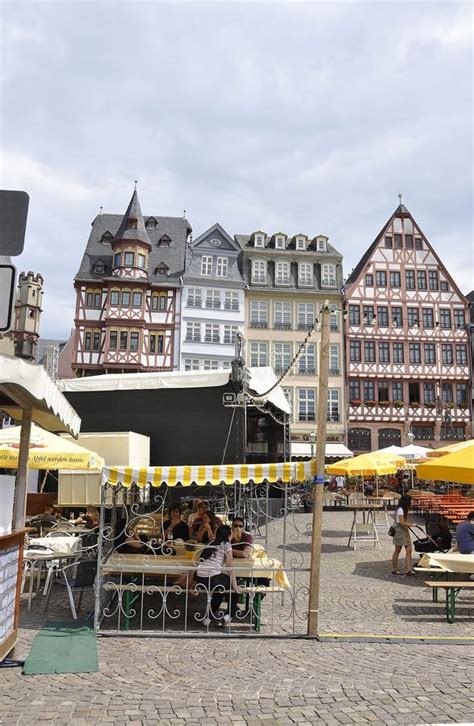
[102,460,317,488]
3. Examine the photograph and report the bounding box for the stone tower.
[14,271,44,360]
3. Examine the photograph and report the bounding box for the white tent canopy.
[291,442,353,458]
[380,444,432,459]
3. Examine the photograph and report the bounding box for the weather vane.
[398,192,402,205]
[134,179,138,190]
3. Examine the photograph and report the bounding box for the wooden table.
[347,504,383,550]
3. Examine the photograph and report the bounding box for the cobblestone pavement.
[1,510,473,725]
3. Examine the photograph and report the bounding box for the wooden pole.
[307,301,330,636]
[12,408,33,531]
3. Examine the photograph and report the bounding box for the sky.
[1,0,472,339]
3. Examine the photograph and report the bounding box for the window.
[298,262,313,286]
[186,322,201,342]
[377,306,388,327]
[204,360,219,370]
[409,382,420,404]
[94,292,101,308]
[254,234,265,248]
[440,280,449,291]
[456,345,468,365]
[151,295,159,311]
[205,324,220,343]
[364,341,376,363]
[409,343,421,364]
[393,342,404,364]
[363,381,375,403]
[405,234,413,249]
[394,234,402,249]
[365,274,373,287]
[392,381,403,401]
[407,307,419,327]
[327,389,340,422]
[274,302,291,329]
[252,260,267,283]
[275,236,285,249]
[316,238,326,252]
[424,343,436,365]
[187,288,202,308]
[439,309,451,329]
[454,309,465,329]
[124,251,134,266]
[349,305,360,326]
[441,424,465,441]
[349,379,360,402]
[206,290,220,309]
[137,253,146,269]
[113,253,121,268]
[274,343,292,374]
[110,290,119,306]
[120,331,128,350]
[84,332,91,351]
[250,342,268,367]
[298,343,315,375]
[413,425,434,441]
[424,383,435,404]
[132,292,142,308]
[390,271,401,288]
[150,335,156,353]
[157,334,164,354]
[157,265,167,276]
[330,310,338,331]
[415,237,423,250]
[441,344,453,365]
[322,264,336,286]
[109,331,117,350]
[250,300,268,327]
[298,389,315,422]
[92,332,100,351]
[201,256,213,276]
[442,383,453,404]
[297,303,314,329]
[392,307,403,327]
[329,345,339,373]
[379,341,390,363]
[130,332,139,352]
[417,270,427,290]
[216,257,228,277]
[348,427,371,452]
[275,261,290,285]
[121,291,131,306]
[378,381,389,403]
[428,270,439,290]
[363,305,375,326]
[405,270,415,290]
[296,238,306,250]
[224,291,239,311]
[422,307,434,328]
[94,261,105,274]
[375,270,387,287]
[223,325,238,344]
[86,292,94,308]
[350,340,361,363]
[184,359,200,371]
[384,236,392,248]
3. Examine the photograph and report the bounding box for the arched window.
[348,427,371,452]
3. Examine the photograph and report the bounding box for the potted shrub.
[379,400,389,407]
[425,402,436,409]
[393,400,404,408]
[350,399,361,406]
[410,402,420,409]
[365,400,376,407]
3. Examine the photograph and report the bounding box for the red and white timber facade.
[72,188,191,376]
[344,203,471,453]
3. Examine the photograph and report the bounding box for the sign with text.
[0,190,29,256]
[0,264,16,332]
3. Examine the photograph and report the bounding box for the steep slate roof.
[235,233,343,258]
[183,223,244,287]
[113,189,151,246]
[75,194,192,287]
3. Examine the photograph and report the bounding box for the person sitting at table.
[187,499,208,530]
[37,504,57,525]
[456,511,474,554]
[192,507,222,537]
[195,524,241,626]
[195,510,219,544]
[74,505,100,529]
[116,521,149,554]
[162,505,190,541]
[230,516,253,559]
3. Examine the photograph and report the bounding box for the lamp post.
[309,430,316,460]
[406,431,415,492]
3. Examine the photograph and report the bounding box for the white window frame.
[224,291,239,311]
[254,234,265,248]
[316,238,326,252]
[203,360,219,370]
[205,323,220,343]
[298,262,313,286]
[250,342,268,367]
[327,389,340,422]
[298,388,316,422]
[273,342,292,375]
[329,345,340,374]
[296,238,306,251]
[252,260,267,284]
[250,300,268,327]
[187,288,202,308]
[201,256,213,276]
[184,358,200,371]
[275,236,285,249]
[297,303,314,329]
[205,289,221,309]
[223,325,238,345]
[216,257,228,277]
[322,264,336,287]
[275,261,290,285]
[298,343,316,375]
[186,322,201,342]
[274,302,292,328]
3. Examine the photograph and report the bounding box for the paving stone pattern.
[1,510,473,725]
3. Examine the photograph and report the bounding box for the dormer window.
[275,236,285,249]
[146,217,157,229]
[94,260,106,274]
[100,231,113,242]
[316,237,327,252]
[158,235,171,247]
[157,265,167,276]
[216,257,228,277]
[296,237,306,251]
[127,218,138,230]
[201,256,212,275]
[254,234,265,248]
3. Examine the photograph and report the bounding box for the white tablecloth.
[26,536,80,556]
[418,553,474,574]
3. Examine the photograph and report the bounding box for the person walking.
[391,494,415,576]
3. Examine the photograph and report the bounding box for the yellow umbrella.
[426,439,474,458]
[0,423,104,470]
[326,451,405,476]
[416,444,474,485]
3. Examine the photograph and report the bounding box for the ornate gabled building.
[179,223,245,371]
[237,229,345,445]
[344,202,471,453]
[0,271,44,361]
[72,188,191,376]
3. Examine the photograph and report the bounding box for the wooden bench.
[425,581,474,623]
[103,581,285,632]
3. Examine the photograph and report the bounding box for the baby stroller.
[413,519,452,554]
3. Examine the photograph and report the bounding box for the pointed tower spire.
[113,186,151,246]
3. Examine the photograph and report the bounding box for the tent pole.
[12,408,33,531]
[307,301,330,636]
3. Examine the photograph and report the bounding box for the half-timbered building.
[344,202,471,453]
[72,188,191,376]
